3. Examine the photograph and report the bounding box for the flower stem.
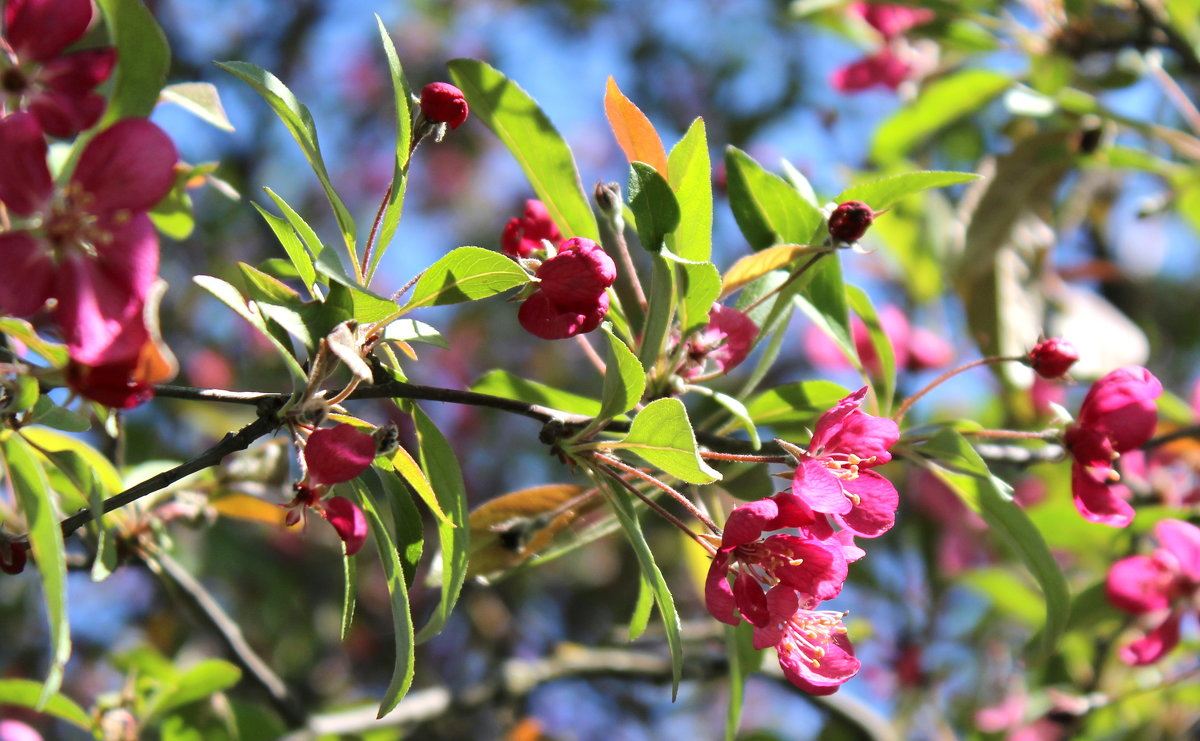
[596,464,717,554]
[740,250,829,315]
[892,355,1017,424]
[699,451,791,464]
[591,452,720,533]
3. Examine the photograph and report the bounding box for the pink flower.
[805,305,952,376]
[501,199,562,258]
[517,237,616,340]
[420,82,468,130]
[705,494,848,627]
[752,586,860,694]
[679,304,758,380]
[0,113,177,365]
[831,48,912,92]
[787,387,900,537]
[1106,518,1200,665]
[322,496,369,555]
[850,2,935,40]
[1063,367,1162,527]
[283,423,378,555]
[1,0,116,137]
[1028,338,1079,380]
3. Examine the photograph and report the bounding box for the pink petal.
[834,530,866,562]
[1077,367,1162,453]
[769,492,820,531]
[38,48,116,95]
[323,496,368,555]
[0,112,53,215]
[720,497,780,549]
[705,304,758,373]
[778,632,860,695]
[0,232,54,316]
[5,0,93,61]
[831,51,911,93]
[704,551,738,625]
[1154,518,1200,583]
[792,458,854,515]
[26,88,107,139]
[517,289,609,340]
[1119,610,1182,665]
[836,469,899,538]
[1070,464,1134,528]
[536,238,616,312]
[733,570,770,626]
[53,257,146,365]
[305,424,377,486]
[771,534,848,601]
[906,326,954,370]
[72,118,178,214]
[752,587,800,650]
[855,3,935,39]
[808,387,869,452]
[93,212,161,302]
[1106,554,1175,613]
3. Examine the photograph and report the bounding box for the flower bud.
[594,181,623,217]
[0,540,27,575]
[828,200,881,243]
[1028,338,1079,379]
[517,238,616,340]
[420,82,469,130]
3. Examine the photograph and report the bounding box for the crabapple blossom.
[419,82,468,129]
[501,199,562,258]
[1028,338,1079,380]
[678,304,757,380]
[517,237,615,340]
[753,586,860,694]
[283,423,378,555]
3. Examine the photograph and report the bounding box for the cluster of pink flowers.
[805,303,953,376]
[706,388,899,693]
[831,2,934,93]
[285,423,375,555]
[0,0,179,408]
[502,199,563,258]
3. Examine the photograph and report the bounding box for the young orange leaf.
[604,77,669,177]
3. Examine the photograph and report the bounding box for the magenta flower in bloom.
[850,2,935,40]
[0,113,177,365]
[1,0,116,137]
[517,237,616,340]
[1028,338,1079,380]
[705,494,848,627]
[679,304,758,380]
[805,304,953,376]
[832,3,933,93]
[1106,518,1200,664]
[1063,366,1162,527]
[501,199,562,258]
[420,82,469,130]
[284,423,378,555]
[753,586,860,694]
[788,387,900,538]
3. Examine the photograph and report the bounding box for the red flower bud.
[517,237,616,340]
[1028,338,1079,379]
[420,82,469,130]
[0,541,27,575]
[828,201,881,243]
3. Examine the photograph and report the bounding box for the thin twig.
[596,462,716,553]
[892,356,1013,424]
[574,334,607,375]
[592,452,719,533]
[740,251,828,314]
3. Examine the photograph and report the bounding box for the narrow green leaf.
[780,158,818,207]
[193,275,307,384]
[216,61,357,254]
[0,318,69,367]
[676,260,721,337]
[0,679,92,731]
[599,475,683,697]
[1,434,70,706]
[153,660,242,716]
[409,405,469,643]
[341,542,357,641]
[470,370,603,417]
[252,202,317,291]
[159,82,234,131]
[368,16,413,280]
[357,482,416,716]
[27,397,90,433]
[836,170,981,211]
[383,319,447,349]
[97,0,169,121]
[724,621,760,741]
[627,162,681,253]
[705,390,761,450]
[448,59,599,241]
[262,187,327,263]
[724,147,824,250]
[611,398,720,484]
[745,380,851,428]
[628,573,654,641]
[637,255,677,370]
[390,446,452,527]
[598,325,646,420]
[370,467,424,587]
[403,246,529,310]
[922,428,1070,660]
[871,70,1012,164]
[845,286,896,414]
[667,118,712,261]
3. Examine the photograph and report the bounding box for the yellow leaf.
[212,493,288,526]
[604,77,669,178]
[720,244,823,298]
[467,484,599,580]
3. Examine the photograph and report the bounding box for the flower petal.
[720,497,780,549]
[1077,367,1162,453]
[1106,554,1175,613]
[704,550,738,626]
[0,232,54,316]
[0,112,53,215]
[1154,518,1200,583]
[771,534,848,601]
[836,469,899,538]
[792,458,854,514]
[72,118,178,214]
[5,0,93,61]
[1119,610,1182,666]
[323,496,369,555]
[517,289,609,340]
[52,257,145,365]
[733,571,770,627]
[778,632,860,695]
[1070,463,1134,528]
[304,424,377,486]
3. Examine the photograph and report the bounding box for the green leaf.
[369,467,424,587]
[667,118,712,261]
[836,170,980,211]
[383,319,447,349]
[745,380,850,429]
[409,405,469,643]
[724,147,824,250]
[0,679,92,731]
[871,70,1012,164]
[341,539,357,641]
[1,434,70,706]
[193,275,307,385]
[845,286,896,413]
[794,255,854,368]
[703,389,761,450]
[262,187,327,263]
[448,59,599,241]
[675,258,722,337]
[627,162,681,253]
[148,176,194,240]
[637,254,677,371]
[0,318,69,367]
[389,446,452,527]
[470,370,602,417]
[628,573,654,641]
[921,428,1070,660]
[216,61,357,256]
[598,325,646,420]
[610,398,720,484]
[152,660,242,716]
[599,474,683,697]
[356,481,416,717]
[724,621,760,741]
[367,16,413,280]
[8,377,39,415]
[159,82,234,131]
[252,202,317,292]
[97,0,170,121]
[403,246,528,310]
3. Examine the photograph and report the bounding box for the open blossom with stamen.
[705,494,848,627]
[753,586,860,694]
[786,387,900,537]
[1063,366,1161,527]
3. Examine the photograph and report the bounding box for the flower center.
[777,609,848,668]
[43,185,113,260]
[1,65,28,94]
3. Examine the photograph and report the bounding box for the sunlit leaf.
[0,680,92,731]
[367,15,413,281]
[98,0,169,122]
[871,70,1012,163]
[627,162,680,253]
[667,118,712,261]
[720,244,824,298]
[605,77,669,177]
[836,170,980,211]
[470,370,603,417]
[598,324,646,420]
[159,82,234,131]
[610,398,720,484]
[403,247,528,310]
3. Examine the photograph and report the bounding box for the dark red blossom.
[304,424,377,486]
[420,82,468,130]
[0,540,27,575]
[851,2,935,40]
[1029,338,1079,380]
[517,237,616,340]
[2,0,116,137]
[322,496,369,556]
[831,50,911,92]
[501,199,562,258]
[827,200,883,243]
[1063,367,1161,527]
